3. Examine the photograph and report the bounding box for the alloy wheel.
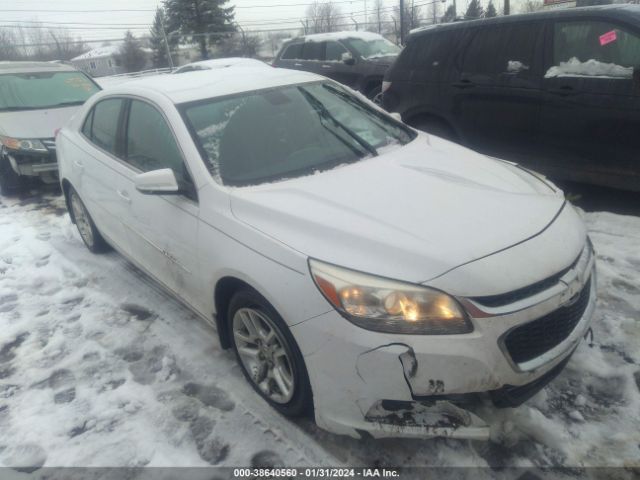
[70,193,94,248]
[232,307,295,404]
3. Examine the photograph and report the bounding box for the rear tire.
[228,289,313,417]
[0,154,23,196]
[68,186,110,253]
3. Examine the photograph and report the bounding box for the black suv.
[382,5,640,192]
[273,32,400,100]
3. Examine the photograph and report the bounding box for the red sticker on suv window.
[599,30,617,46]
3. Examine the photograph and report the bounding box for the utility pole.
[160,20,175,69]
[399,0,406,45]
[453,0,457,17]
[504,0,510,15]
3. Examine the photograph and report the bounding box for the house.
[70,45,125,77]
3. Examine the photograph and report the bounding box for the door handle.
[549,85,577,96]
[452,79,475,89]
[116,189,131,204]
[321,64,332,69]
[73,159,83,169]
[294,63,303,67]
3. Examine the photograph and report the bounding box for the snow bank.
[545,57,634,79]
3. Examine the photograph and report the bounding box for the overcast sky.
[2,0,517,48]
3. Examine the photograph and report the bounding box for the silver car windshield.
[0,71,100,111]
[181,81,415,186]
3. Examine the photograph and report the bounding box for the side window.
[81,109,94,138]
[462,23,540,80]
[125,100,187,183]
[325,41,348,61]
[89,98,123,155]
[302,41,324,61]
[281,43,303,60]
[550,21,640,79]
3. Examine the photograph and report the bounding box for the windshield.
[343,38,401,59]
[0,71,100,111]
[182,81,415,186]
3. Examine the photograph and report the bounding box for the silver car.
[0,61,100,195]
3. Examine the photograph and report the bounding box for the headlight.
[309,259,472,335]
[0,136,48,153]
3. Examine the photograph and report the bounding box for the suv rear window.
[552,20,640,77]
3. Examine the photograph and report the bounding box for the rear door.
[116,98,204,310]
[76,98,130,250]
[449,21,546,161]
[539,17,640,190]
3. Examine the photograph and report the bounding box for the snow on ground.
[0,189,639,474]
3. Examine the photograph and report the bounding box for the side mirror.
[342,52,355,66]
[134,168,180,195]
[389,112,402,122]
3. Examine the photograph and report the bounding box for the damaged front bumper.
[292,243,596,440]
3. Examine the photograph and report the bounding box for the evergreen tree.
[164,0,236,60]
[485,1,498,17]
[465,0,485,19]
[149,8,175,68]
[442,5,457,22]
[116,31,147,73]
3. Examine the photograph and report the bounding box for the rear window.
[550,20,640,78]
[0,71,100,111]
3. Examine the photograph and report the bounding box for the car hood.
[229,134,566,283]
[0,106,80,139]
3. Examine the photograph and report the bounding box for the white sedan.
[56,67,596,440]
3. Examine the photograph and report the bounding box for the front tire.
[228,289,313,417]
[0,154,23,196]
[68,186,109,253]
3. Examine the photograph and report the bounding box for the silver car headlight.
[0,136,48,154]
[309,259,472,335]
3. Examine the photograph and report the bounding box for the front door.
[318,41,360,89]
[116,98,205,312]
[539,18,640,190]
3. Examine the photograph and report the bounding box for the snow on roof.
[173,57,268,73]
[72,45,121,62]
[101,66,320,104]
[302,31,386,43]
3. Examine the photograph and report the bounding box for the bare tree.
[305,1,343,34]
[389,2,423,41]
[519,0,544,12]
[0,29,19,61]
[367,0,387,33]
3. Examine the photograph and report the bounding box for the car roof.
[0,61,79,75]
[409,5,640,39]
[102,67,322,104]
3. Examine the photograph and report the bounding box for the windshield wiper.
[48,101,85,108]
[299,88,378,157]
